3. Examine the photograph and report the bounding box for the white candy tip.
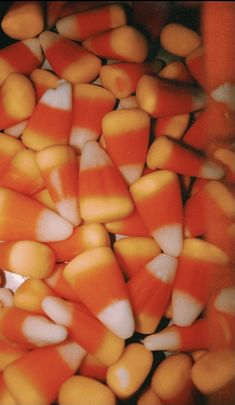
[172,290,203,326]
[98,299,135,339]
[22,315,68,347]
[42,296,72,326]
[152,224,183,257]
[36,209,73,242]
[200,160,224,180]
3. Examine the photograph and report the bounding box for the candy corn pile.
[0,1,234,405]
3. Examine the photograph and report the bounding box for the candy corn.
[22,81,72,151]
[0,38,43,85]
[0,133,24,177]
[191,349,235,395]
[159,61,194,84]
[147,136,224,179]
[154,114,189,140]
[185,46,205,87]
[30,68,59,101]
[3,341,86,405]
[137,387,163,405]
[69,83,115,153]
[160,23,202,57]
[83,25,149,63]
[4,120,28,138]
[36,145,80,226]
[79,141,134,223]
[0,288,13,308]
[130,170,184,257]
[127,254,178,334]
[172,238,229,326]
[58,375,116,405]
[45,264,82,303]
[79,354,107,382]
[0,148,45,195]
[143,318,209,352]
[100,61,161,99]
[0,341,27,371]
[113,236,161,279]
[42,296,124,366]
[102,109,150,185]
[105,207,150,237]
[56,3,127,41]
[0,307,67,349]
[0,73,35,130]
[13,278,56,315]
[136,75,206,118]
[0,373,18,405]
[151,353,194,405]
[48,223,110,263]
[0,187,73,242]
[107,343,153,399]
[1,2,44,40]
[39,30,101,84]
[0,240,55,278]
[63,246,135,339]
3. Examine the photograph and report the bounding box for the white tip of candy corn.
[56,198,81,227]
[23,38,43,62]
[36,209,73,242]
[40,80,72,111]
[214,287,235,316]
[57,342,86,370]
[42,296,72,326]
[97,299,135,339]
[0,288,14,307]
[211,83,235,111]
[147,253,178,283]
[172,290,203,326]
[69,128,98,153]
[143,329,180,351]
[119,164,143,186]
[22,315,68,347]
[200,160,224,180]
[152,224,183,257]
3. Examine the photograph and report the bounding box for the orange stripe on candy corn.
[105,207,150,237]
[172,238,229,327]
[56,3,126,41]
[39,31,101,84]
[36,145,81,226]
[3,341,86,405]
[136,75,206,118]
[130,170,184,257]
[127,254,177,334]
[0,187,73,242]
[0,38,43,85]
[79,141,134,223]
[69,83,115,153]
[154,114,189,140]
[63,246,134,339]
[48,223,110,263]
[83,25,149,63]
[147,136,224,179]
[45,263,82,303]
[102,109,150,185]
[22,81,72,151]
[114,236,161,279]
[42,296,124,366]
